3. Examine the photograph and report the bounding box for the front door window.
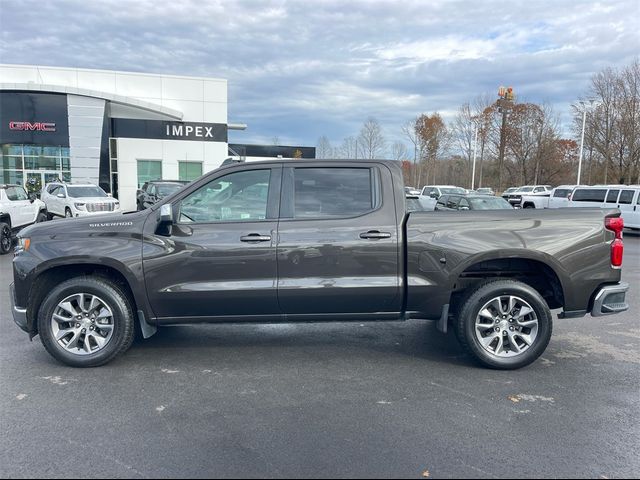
[179,169,271,223]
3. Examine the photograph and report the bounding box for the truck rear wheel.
[38,277,135,367]
[0,222,12,254]
[454,279,552,369]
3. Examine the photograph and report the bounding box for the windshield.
[440,187,466,195]
[67,186,107,198]
[156,184,183,196]
[469,197,513,210]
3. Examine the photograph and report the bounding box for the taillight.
[605,216,624,268]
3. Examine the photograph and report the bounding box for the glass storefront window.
[23,145,43,156]
[179,162,203,182]
[2,156,23,169]
[2,145,23,156]
[1,143,70,191]
[24,156,60,170]
[1,170,24,186]
[137,160,162,188]
[42,146,61,157]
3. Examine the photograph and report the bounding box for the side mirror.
[57,193,66,199]
[160,204,173,223]
[157,203,174,236]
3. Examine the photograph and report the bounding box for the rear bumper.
[9,283,29,333]
[591,282,629,317]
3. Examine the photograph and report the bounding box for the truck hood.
[18,210,148,238]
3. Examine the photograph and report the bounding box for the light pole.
[471,122,478,190]
[577,99,599,185]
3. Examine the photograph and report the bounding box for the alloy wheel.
[50,293,115,355]
[474,295,539,358]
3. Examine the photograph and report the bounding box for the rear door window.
[606,189,620,203]
[572,189,607,202]
[618,190,635,205]
[288,167,380,219]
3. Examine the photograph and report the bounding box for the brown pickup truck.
[11,160,629,369]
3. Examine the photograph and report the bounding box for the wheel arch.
[449,251,567,313]
[26,260,148,337]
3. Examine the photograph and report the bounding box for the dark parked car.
[435,195,513,211]
[136,180,189,210]
[11,160,629,369]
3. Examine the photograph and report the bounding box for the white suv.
[41,183,121,218]
[0,184,48,254]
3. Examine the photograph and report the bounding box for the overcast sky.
[1,0,638,151]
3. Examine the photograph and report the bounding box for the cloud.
[1,0,638,149]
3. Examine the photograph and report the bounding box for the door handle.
[360,230,391,240]
[240,233,272,242]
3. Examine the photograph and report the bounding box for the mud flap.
[137,310,157,338]
[437,304,449,334]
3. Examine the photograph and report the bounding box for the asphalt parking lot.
[0,233,638,479]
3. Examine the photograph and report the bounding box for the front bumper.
[591,282,629,317]
[9,283,29,333]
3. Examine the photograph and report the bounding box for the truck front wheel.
[38,277,135,367]
[454,279,552,369]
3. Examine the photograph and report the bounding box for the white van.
[568,185,640,229]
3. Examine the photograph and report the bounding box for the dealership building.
[0,64,314,211]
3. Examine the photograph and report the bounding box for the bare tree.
[338,136,358,159]
[573,59,640,184]
[357,117,386,159]
[451,103,476,188]
[401,118,423,186]
[390,141,409,161]
[316,135,334,159]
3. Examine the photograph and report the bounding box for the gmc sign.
[9,121,56,132]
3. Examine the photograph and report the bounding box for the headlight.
[15,237,31,255]
[74,203,86,210]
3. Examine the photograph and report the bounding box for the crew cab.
[10,160,629,369]
[0,184,48,254]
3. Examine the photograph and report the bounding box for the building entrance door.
[24,171,63,197]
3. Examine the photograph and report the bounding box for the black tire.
[523,204,535,209]
[38,276,135,367]
[36,211,48,223]
[65,208,73,218]
[0,222,12,254]
[454,279,552,370]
